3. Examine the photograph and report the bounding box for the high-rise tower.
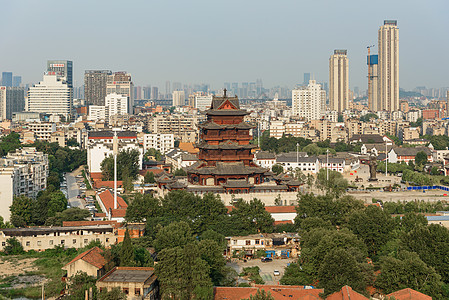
[84,70,112,106]
[47,60,73,88]
[378,20,399,112]
[367,54,379,112]
[329,50,349,113]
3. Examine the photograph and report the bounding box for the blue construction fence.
[407,185,449,192]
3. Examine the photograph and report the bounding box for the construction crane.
[367,45,375,110]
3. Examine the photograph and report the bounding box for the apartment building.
[147,114,198,143]
[26,122,57,141]
[143,133,174,154]
[0,225,115,251]
[0,148,48,221]
[292,80,326,121]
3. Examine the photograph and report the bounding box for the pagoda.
[187,90,267,193]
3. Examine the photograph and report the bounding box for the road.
[66,168,83,208]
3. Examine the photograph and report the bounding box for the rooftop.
[98,267,155,284]
[64,246,107,270]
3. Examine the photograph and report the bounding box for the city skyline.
[0,0,448,91]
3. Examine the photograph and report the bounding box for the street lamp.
[385,140,388,176]
[112,128,120,210]
[326,148,330,182]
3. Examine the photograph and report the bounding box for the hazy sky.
[1,0,448,91]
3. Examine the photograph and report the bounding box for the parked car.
[261,257,272,262]
[273,270,280,276]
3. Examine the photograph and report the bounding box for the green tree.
[45,207,91,226]
[318,248,372,297]
[97,287,126,300]
[120,229,135,266]
[100,148,140,181]
[3,237,24,255]
[415,151,428,166]
[347,205,397,258]
[271,164,283,175]
[47,191,68,217]
[10,195,34,227]
[144,171,155,183]
[376,251,446,299]
[68,271,97,300]
[401,224,449,282]
[174,168,187,176]
[144,148,163,161]
[230,198,274,234]
[156,245,213,300]
[198,239,227,286]
[125,193,159,222]
[154,221,195,252]
[316,169,348,198]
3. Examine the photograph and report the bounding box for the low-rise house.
[254,151,276,169]
[265,206,297,224]
[388,147,433,164]
[327,285,368,300]
[319,156,345,173]
[226,233,300,258]
[62,246,107,278]
[96,189,128,222]
[0,225,116,252]
[386,288,432,300]
[276,153,319,174]
[97,267,159,300]
[214,285,323,300]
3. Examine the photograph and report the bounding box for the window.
[73,239,76,244]
[255,239,260,245]
[84,239,88,244]
[49,240,53,245]
[135,288,141,295]
[1,242,5,246]
[106,238,109,243]
[37,241,41,246]
[246,240,251,245]
[123,288,129,295]
[61,240,65,245]
[26,241,30,246]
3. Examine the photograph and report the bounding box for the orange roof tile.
[64,247,107,269]
[63,220,120,229]
[265,206,297,213]
[327,286,369,300]
[97,190,128,218]
[214,286,324,300]
[179,142,199,154]
[386,288,432,300]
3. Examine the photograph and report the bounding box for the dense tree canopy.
[101,148,140,181]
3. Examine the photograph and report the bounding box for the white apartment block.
[143,133,174,154]
[172,90,185,107]
[88,105,107,121]
[87,131,143,174]
[195,94,213,111]
[106,72,133,114]
[27,122,57,141]
[0,148,48,221]
[27,75,72,118]
[105,93,128,118]
[292,80,326,121]
[329,50,349,113]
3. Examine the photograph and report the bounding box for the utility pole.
[386,140,388,176]
[326,148,330,182]
[113,128,119,210]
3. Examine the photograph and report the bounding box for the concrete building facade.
[378,20,399,112]
[84,70,112,106]
[292,80,326,121]
[27,75,72,118]
[0,86,25,121]
[143,133,174,154]
[329,50,349,113]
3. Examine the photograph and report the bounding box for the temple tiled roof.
[223,180,254,188]
[191,161,267,175]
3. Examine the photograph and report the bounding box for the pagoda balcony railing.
[201,134,251,140]
[199,155,253,161]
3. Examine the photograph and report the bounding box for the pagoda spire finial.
[223,88,227,97]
